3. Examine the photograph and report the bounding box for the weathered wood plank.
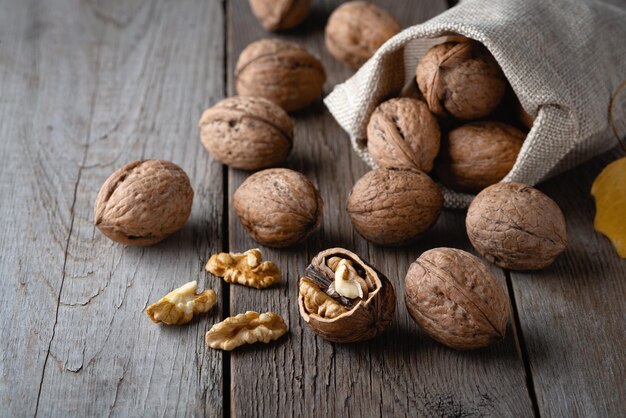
[227,1,535,416]
[0,0,104,415]
[0,0,225,416]
[510,148,626,417]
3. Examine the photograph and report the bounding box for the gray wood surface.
[510,148,626,418]
[0,0,225,416]
[0,0,624,417]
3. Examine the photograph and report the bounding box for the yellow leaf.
[591,157,626,258]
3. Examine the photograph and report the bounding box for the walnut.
[205,248,280,289]
[205,311,288,351]
[436,121,525,193]
[346,168,443,246]
[416,39,507,120]
[367,98,440,173]
[404,247,509,350]
[94,160,194,246]
[235,39,326,112]
[234,168,323,248]
[249,0,311,31]
[325,1,401,69]
[298,248,396,343]
[466,182,568,270]
[199,96,293,170]
[146,281,216,325]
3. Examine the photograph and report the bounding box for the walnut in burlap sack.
[324,0,626,208]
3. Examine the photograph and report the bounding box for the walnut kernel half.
[205,248,280,289]
[146,281,216,325]
[205,311,288,351]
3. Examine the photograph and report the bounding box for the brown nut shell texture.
[466,182,567,270]
[235,38,326,112]
[199,96,293,170]
[249,0,311,31]
[325,1,401,69]
[94,160,194,246]
[367,98,441,173]
[347,168,443,246]
[405,247,509,350]
[436,121,525,193]
[298,248,396,343]
[234,168,323,248]
[416,40,507,120]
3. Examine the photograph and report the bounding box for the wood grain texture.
[510,148,626,418]
[226,1,534,416]
[0,0,225,416]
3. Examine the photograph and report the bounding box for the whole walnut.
[94,160,194,246]
[466,182,567,270]
[234,168,323,248]
[298,248,396,343]
[436,121,525,193]
[405,247,509,350]
[199,96,293,170]
[235,39,326,112]
[416,39,507,120]
[249,0,311,31]
[367,98,440,173]
[347,168,443,246]
[325,1,401,69]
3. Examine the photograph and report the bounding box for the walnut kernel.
[205,311,288,351]
[205,248,280,289]
[298,248,395,343]
[146,281,216,325]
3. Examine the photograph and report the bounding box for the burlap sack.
[324,0,626,208]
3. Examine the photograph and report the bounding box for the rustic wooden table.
[1,0,625,416]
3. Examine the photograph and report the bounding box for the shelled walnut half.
[298,248,395,343]
[146,281,216,325]
[205,311,288,351]
[205,248,280,289]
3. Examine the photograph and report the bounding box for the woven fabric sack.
[324,0,626,208]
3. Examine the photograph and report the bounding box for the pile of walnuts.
[92,1,570,352]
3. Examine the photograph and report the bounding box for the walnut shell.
[325,1,401,69]
[466,182,567,270]
[436,121,525,193]
[249,0,311,31]
[233,168,323,248]
[298,248,396,343]
[94,160,194,246]
[367,98,440,173]
[235,39,326,112]
[199,96,293,170]
[405,247,509,350]
[347,168,443,246]
[416,40,507,120]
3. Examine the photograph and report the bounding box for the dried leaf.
[591,157,626,258]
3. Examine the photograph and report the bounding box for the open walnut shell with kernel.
[298,248,395,343]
